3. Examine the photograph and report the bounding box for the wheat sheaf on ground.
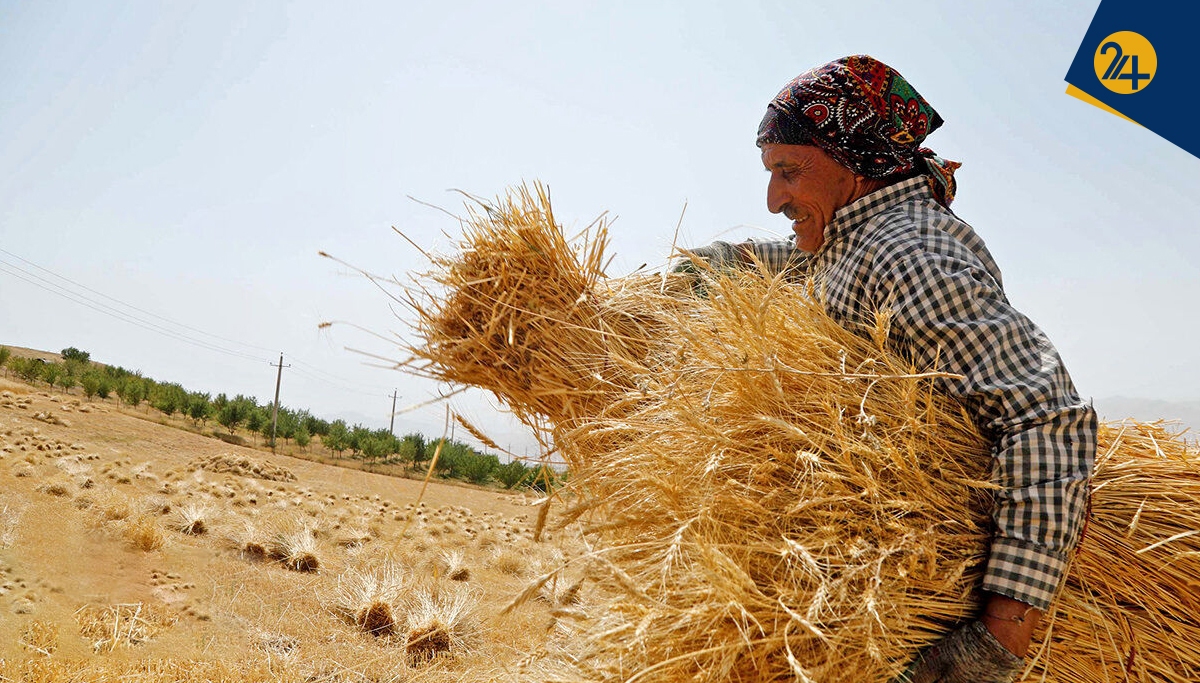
[189,453,297,482]
[403,183,1200,683]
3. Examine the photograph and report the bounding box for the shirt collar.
[814,175,933,253]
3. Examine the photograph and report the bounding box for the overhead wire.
[288,365,390,398]
[0,247,279,355]
[0,249,398,397]
[290,354,394,390]
[0,259,270,363]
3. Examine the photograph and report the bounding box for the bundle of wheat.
[1041,424,1200,682]
[536,273,993,683]
[402,183,671,430]
[403,185,1200,682]
[540,272,1200,683]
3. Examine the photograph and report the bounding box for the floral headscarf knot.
[756,55,962,206]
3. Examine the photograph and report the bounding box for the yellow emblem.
[1093,31,1156,94]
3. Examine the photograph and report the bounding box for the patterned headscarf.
[756,55,961,206]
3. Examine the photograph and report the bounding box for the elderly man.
[683,56,1096,683]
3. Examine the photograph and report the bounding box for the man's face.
[760,143,858,253]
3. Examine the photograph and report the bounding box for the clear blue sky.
[3,1,1198,453]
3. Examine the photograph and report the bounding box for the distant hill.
[2,344,64,363]
[1094,396,1200,438]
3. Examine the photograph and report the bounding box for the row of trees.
[0,346,553,490]
[322,428,548,489]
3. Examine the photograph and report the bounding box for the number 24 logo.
[1093,31,1156,94]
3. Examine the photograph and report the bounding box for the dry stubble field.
[0,376,586,682]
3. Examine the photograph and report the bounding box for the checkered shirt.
[733,176,1096,610]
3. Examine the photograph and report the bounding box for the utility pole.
[269,353,290,451]
[389,390,399,436]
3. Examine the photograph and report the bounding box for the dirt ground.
[0,376,582,681]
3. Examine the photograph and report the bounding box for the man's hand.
[670,241,746,273]
[892,620,1025,683]
[978,594,1041,658]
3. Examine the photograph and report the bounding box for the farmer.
[681,55,1096,683]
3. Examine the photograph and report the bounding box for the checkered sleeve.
[873,249,1096,610]
[673,239,808,277]
[742,238,808,276]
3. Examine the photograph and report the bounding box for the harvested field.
[0,375,580,681]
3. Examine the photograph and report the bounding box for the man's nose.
[766,175,787,214]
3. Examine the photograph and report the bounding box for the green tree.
[0,346,11,374]
[150,382,188,416]
[358,433,390,463]
[374,431,402,464]
[275,406,298,444]
[294,424,311,450]
[295,410,328,438]
[95,375,112,399]
[457,451,500,484]
[117,377,146,407]
[435,440,475,477]
[258,410,275,445]
[216,395,256,435]
[55,365,78,393]
[61,357,87,391]
[60,347,90,363]
[104,364,131,381]
[310,416,330,437]
[186,392,213,424]
[80,371,103,399]
[412,433,435,468]
[323,420,350,456]
[495,460,532,489]
[62,356,88,378]
[13,358,42,383]
[396,433,426,468]
[246,406,268,442]
[348,424,372,458]
[348,428,399,464]
[39,362,63,388]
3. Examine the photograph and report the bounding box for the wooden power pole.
[389,390,399,436]
[270,353,289,450]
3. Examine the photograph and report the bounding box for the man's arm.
[872,249,1096,643]
[673,238,808,277]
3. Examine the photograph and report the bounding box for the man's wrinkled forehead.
[760,143,821,171]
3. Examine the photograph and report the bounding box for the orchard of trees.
[0,345,554,490]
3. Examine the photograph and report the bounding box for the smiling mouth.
[783,208,809,224]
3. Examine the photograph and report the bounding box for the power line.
[0,247,278,355]
[0,260,270,363]
[288,365,390,398]
[0,248,401,397]
[290,354,393,387]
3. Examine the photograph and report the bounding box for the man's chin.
[793,226,823,252]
